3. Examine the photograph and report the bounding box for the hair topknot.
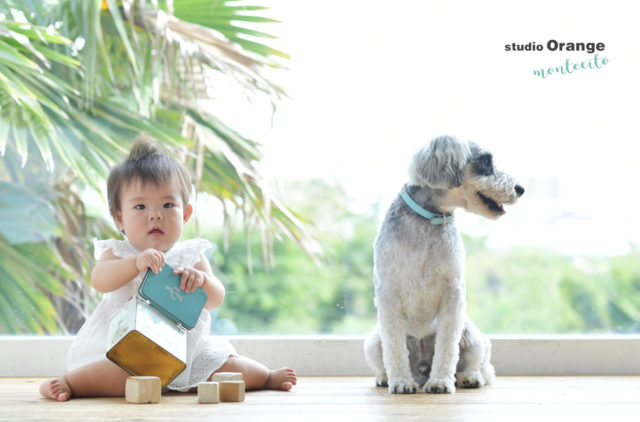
[107,133,192,219]
[128,133,160,160]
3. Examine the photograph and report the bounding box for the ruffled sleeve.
[165,238,212,268]
[93,238,138,260]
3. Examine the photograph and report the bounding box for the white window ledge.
[1,335,639,377]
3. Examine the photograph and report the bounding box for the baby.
[40,135,296,401]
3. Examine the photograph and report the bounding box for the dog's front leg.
[425,291,465,394]
[378,307,419,394]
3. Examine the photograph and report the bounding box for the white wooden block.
[198,381,219,404]
[211,372,243,381]
[219,380,245,402]
[125,376,161,404]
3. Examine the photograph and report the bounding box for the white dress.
[66,238,236,391]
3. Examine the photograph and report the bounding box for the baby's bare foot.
[39,377,71,402]
[266,367,297,391]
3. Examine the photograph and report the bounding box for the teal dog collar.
[400,187,453,225]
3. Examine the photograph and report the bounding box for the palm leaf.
[160,0,289,60]
[0,235,69,333]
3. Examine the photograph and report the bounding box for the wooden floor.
[1,376,639,421]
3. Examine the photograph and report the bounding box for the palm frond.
[0,233,70,334]
[130,3,285,104]
[160,0,288,60]
[0,19,79,168]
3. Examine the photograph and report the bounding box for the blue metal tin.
[138,263,208,330]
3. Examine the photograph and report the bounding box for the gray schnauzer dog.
[364,135,524,394]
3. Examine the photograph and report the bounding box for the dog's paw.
[455,371,485,389]
[424,377,455,394]
[482,363,496,385]
[388,377,419,394]
[375,374,388,387]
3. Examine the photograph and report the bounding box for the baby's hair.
[107,133,191,218]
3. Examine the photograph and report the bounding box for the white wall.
[2,336,639,377]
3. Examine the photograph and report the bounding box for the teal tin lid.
[138,263,208,330]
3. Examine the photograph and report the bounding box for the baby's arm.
[91,248,165,293]
[173,254,225,310]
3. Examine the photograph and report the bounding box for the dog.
[363,135,524,394]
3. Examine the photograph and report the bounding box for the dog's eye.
[474,153,494,176]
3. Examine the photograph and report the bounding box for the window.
[1,1,639,343]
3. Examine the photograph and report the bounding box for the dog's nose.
[515,185,525,197]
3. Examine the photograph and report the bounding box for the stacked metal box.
[107,264,207,387]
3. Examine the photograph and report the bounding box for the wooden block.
[211,372,243,382]
[219,380,245,402]
[198,381,219,404]
[125,376,161,404]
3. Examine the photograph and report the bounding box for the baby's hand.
[173,267,205,294]
[136,249,165,274]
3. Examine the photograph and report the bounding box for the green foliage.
[465,235,640,334]
[0,236,70,333]
[163,0,289,60]
[207,180,378,334]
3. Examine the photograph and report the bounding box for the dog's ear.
[468,142,494,176]
[408,136,471,189]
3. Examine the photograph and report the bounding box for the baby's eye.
[163,203,174,208]
[135,204,145,210]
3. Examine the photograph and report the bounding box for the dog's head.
[408,135,524,219]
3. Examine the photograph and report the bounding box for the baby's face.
[115,179,192,253]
